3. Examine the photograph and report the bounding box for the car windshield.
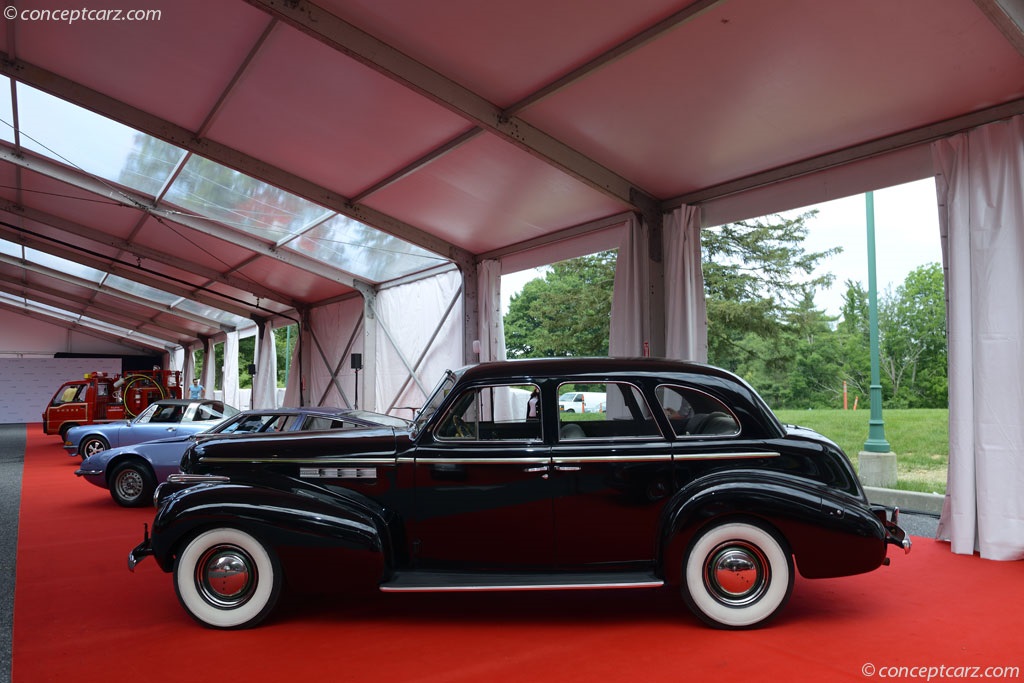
[412,370,459,436]
[346,410,412,429]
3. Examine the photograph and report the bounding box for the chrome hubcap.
[85,440,104,456]
[115,470,143,500]
[195,545,256,608]
[704,541,769,607]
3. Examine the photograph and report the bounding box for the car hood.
[182,427,407,474]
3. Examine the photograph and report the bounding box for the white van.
[558,391,606,413]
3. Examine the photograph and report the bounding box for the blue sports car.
[64,399,238,459]
[75,406,411,506]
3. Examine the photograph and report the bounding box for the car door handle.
[554,465,581,471]
[523,465,550,473]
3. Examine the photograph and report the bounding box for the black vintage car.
[129,358,910,630]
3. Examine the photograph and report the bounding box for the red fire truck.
[42,369,183,440]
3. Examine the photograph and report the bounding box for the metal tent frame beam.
[0,299,171,354]
[0,251,232,332]
[0,278,196,344]
[244,0,660,215]
[0,52,475,274]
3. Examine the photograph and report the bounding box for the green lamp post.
[863,191,891,454]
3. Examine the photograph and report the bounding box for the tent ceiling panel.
[315,0,697,108]
[204,21,473,198]
[8,170,141,239]
[7,0,273,132]
[362,132,631,254]
[232,256,358,305]
[130,214,263,273]
[521,0,1024,199]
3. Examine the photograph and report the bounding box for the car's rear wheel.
[109,460,156,507]
[174,527,282,629]
[682,520,793,629]
[80,435,109,459]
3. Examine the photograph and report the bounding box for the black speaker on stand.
[351,353,362,409]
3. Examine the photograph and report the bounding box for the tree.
[879,263,947,407]
[275,324,298,388]
[702,212,840,388]
[504,252,616,357]
[834,280,872,404]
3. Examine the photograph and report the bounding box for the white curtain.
[609,214,647,357]
[477,259,513,420]
[477,259,506,363]
[222,330,240,409]
[202,337,216,400]
[933,114,1024,561]
[375,269,463,419]
[181,345,195,390]
[301,298,363,408]
[664,205,708,362]
[252,324,279,409]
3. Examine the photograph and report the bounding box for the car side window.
[278,415,300,431]
[557,382,660,440]
[221,415,274,434]
[656,385,740,438]
[147,405,181,423]
[194,402,231,422]
[435,384,541,442]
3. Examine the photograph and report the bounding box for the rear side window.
[656,385,740,438]
[557,382,660,440]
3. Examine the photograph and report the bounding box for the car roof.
[457,357,740,383]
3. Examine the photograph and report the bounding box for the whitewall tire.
[682,520,794,629]
[173,527,282,629]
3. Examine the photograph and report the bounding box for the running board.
[380,571,664,593]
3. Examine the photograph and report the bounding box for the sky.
[501,178,944,318]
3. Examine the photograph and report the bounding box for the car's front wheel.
[682,520,794,629]
[108,460,156,507]
[174,528,282,629]
[79,435,109,459]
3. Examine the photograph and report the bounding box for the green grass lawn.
[774,408,949,494]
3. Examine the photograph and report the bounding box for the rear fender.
[148,480,396,575]
[659,471,888,582]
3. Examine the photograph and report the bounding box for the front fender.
[659,470,889,582]
[147,479,395,575]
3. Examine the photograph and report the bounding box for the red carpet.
[13,424,1024,682]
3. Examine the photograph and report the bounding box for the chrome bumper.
[883,507,912,554]
[128,524,152,572]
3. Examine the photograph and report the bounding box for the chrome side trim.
[198,457,397,465]
[552,454,674,464]
[166,474,231,484]
[381,580,665,593]
[410,456,551,466]
[300,467,378,480]
[673,451,780,460]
